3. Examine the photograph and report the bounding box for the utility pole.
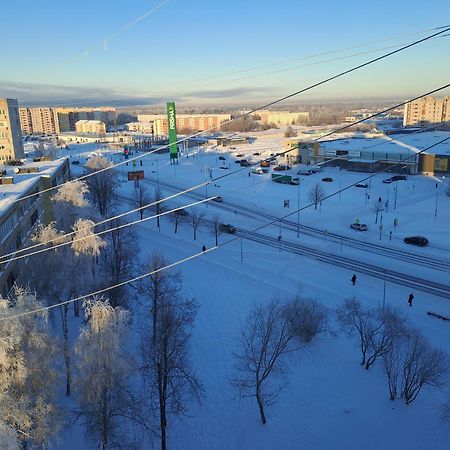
[434,182,439,220]
[383,270,386,310]
[240,234,243,262]
[394,184,398,210]
[297,180,300,238]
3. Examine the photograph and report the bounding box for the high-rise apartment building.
[0,98,25,161]
[403,96,450,126]
[18,106,116,134]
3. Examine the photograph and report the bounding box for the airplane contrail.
[70,0,170,60]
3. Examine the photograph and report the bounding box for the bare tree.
[400,328,449,404]
[169,209,188,234]
[337,298,377,367]
[99,217,139,308]
[190,208,205,240]
[152,186,163,229]
[285,296,328,344]
[132,183,151,220]
[140,251,182,344]
[211,214,222,246]
[308,183,326,210]
[364,306,404,370]
[140,261,202,450]
[284,126,297,138]
[233,299,300,425]
[85,155,118,217]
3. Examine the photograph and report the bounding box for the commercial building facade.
[0,98,25,161]
[403,96,450,126]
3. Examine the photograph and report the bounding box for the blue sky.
[1,0,450,105]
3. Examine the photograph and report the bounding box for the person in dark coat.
[202,245,206,253]
[351,274,357,286]
[408,293,414,307]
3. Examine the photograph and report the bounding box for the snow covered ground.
[50,134,450,449]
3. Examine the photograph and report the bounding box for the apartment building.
[403,96,450,126]
[19,106,117,134]
[0,157,69,295]
[137,113,231,134]
[75,120,106,134]
[258,110,310,126]
[0,98,25,161]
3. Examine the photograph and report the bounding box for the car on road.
[218,156,226,160]
[260,167,269,173]
[252,167,264,174]
[234,160,242,164]
[260,160,270,167]
[219,166,229,170]
[240,161,251,167]
[219,223,236,234]
[273,164,291,171]
[297,169,313,175]
[236,153,244,157]
[354,183,368,188]
[382,178,393,184]
[71,160,80,165]
[350,223,368,231]
[404,236,429,247]
[253,152,261,156]
[212,196,223,202]
[322,177,333,182]
[391,175,407,181]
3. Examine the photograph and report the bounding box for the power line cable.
[10,25,450,206]
[2,135,448,321]
[4,83,450,262]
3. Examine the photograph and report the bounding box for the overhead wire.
[3,83,450,263]
[2,134,448,321]
[9,24,450,207]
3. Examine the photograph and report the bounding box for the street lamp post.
[297,181,300,238]
[434,182,439,220]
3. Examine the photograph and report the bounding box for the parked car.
[350,223,368,231]
[260,167,269,173]
[218,156,226,160]
[71,160,80,165]
[322,177,333,182]
[261,160,270,167]
[240,161,251,167]
[273,164,291,172]
[234,160,242,164]
[253,152,261,156]
[297,169,313,175]
[236,153,244,157]
[391,175,407,181]
[252,167,264,175]
[354,183,368,188]
[212,196,223,202]
[404,236,429,247]
[382,178,393,184]
[219,223,236,234]
[219,166,229,170]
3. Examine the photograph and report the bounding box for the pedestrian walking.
[351,274,357,286]
[408,293,414,307]
[202,245,206,253]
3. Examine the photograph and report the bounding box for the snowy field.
[49,134,450,450]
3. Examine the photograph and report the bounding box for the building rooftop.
[0,157,68,216]
[320,131,450,156]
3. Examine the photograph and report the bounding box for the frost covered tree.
[52,179,89,233]
[0,288,62,448]
[233,299,300,425]
[190,208,205,240]
[140,269,201,450]
[132,183,151,220]
[71,218,107,257]
[308,183,326,210]
[75,298,145,450]
[85,155,118,217]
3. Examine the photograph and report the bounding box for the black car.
[354,183,368,188]
[71,160,80,165]
[404,236,429,247]
[240,161,251,167]
[391,175,407,181]
[322,177,333,182]
[219,223,236,234]
[218,156,226,160]
[253,152,261,156]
